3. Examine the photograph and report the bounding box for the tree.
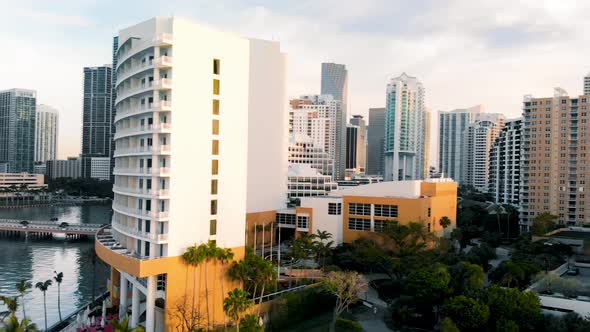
[0,315,38,332]
[216,247,234,328]
[170,296,203,332]
[439,216,451,231]
[442,296,489,331]
[53,271,64,322]
[239,314,263,332]
[405,263,451,306]
[35,280,52,332]
[483,286,541,331]
[110,315,145,332]
[322,271,368,332]
[439,317,459,332]
[531,212,558,236]
[223,288,253,332]
[291,234,315,269]
[15,281,32,320]
[449,262,484,295]
[313,230,334,269]
[0,296,17,320]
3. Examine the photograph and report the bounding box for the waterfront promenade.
[0,219,104,236]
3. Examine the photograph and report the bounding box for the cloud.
[14,9,93,27]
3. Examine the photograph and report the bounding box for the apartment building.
[288,134,334,177]
[489,118,522,205]
[95,17,287,331]
[287,164,337,199]
[521,88,590,229]
[0,89,36,173]
[384,73,428,181]
[366,107,386,176]
[34,105,59,163]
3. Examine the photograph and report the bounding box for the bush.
[239,314,263,332]
[370,279,402,302]
[335,317,362,331]
[268,287,334,330]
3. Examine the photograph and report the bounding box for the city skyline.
[1,1,589,160]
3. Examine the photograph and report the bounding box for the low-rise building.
[90,157,111,181]
[0,173,46,189]
[288,164,337,200]
[46,158,81,179]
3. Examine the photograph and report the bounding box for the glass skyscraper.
[0,89,37,173]
[321,63,348,102]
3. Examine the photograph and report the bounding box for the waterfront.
[0,205,111,329]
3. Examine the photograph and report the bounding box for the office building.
[111,36,120,180]
[366,107,386,176]
[584,73,590,95]
[288,134,334,177]
[46,158,82,179]
[437,105,484,181]
[95,17,287,331]
[321,63,348,103]
[424,108,431,178]
[489,118,522,205]
[346,125,359,174]
[384,73,428,181]
[33,162,46,175]
[290,95,346,179]
[0,89,36,173]
[82,65,113,179]
[292,178,457,244]
[34,104,59,163]
[90,157,111,181]
[521,89,590,229]
[0,173,45,189]
[347,115,366,175]
[462,113,504,192]
[287,164,337,199]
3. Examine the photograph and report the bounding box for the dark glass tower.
[0,89,37,173]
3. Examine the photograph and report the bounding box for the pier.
[0,219,104,238]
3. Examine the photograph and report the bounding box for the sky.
[1,0,590,164]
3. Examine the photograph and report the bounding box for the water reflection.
[0,205,111,328]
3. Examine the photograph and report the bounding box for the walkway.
[0,219,103,235]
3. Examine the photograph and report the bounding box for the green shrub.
[269,287,335,330]
[335,317,362,331]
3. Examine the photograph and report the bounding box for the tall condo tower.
[95,17,287,331]
[0,89,36,173]
[81,65,113,178]
[489,118,522,205]
[366,107,386,176]
[384,73,427,181]
[34,104,59,162]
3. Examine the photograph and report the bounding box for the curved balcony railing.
[117,33,172,68]
[116,56,173,88]
[112,204,169,220]
[115,101,171,123]
[115,79,172,106]
[111,221,169,242]
[113,167,170,177]
[113,145,171,157]
[114,123,171,140]
[113,185,170,197]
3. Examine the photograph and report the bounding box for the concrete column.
[131,283,140,328]
[145,276,156,332]
[119,274,128,318]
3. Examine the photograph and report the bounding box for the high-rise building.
[81,65,113,179]
[46,157,81,179]
[290,95,346,179]
[288,134,334,177]
[438,105,485,181]
[384,73,427,181]
[489,118,522,205]
[462,113,504,192]
[424,108,431,178]
[367,107,386,176]
[0,89,37,173]
[321,63,348,103]
[521,88,590,229]
[95,17,287,331]
[110,36,119,181]
[584,72,590,95]
[34,104,59,163]
[349,115,366,174]
[346,125,359,172]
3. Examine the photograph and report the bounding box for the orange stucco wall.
[245,210,277,247]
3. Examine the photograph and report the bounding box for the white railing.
[113,167,170,176]
[111,221,169,242]
[112,204,170,220]
[113,185,170,197]
[114,123,171,139]
[118,33,173,66]
[113,145,170,156]
[115,101,172,122]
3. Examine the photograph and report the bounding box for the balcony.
[112,204,170,221]
[115,79,173,106]
[114,123,171,140]
[115,101,171,123]
[113,145,171,157]
[113,185,170,198]
[111,221,169,243]
[117,33,173,67]
[117,56,173,86]
[95,226,174,277]
[113,167,170,177]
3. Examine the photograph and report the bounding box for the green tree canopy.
[531,212,558,236]
[405,263,451,305]
[483,286,541,331]
[442,295,490,331]
[449,261,485,295]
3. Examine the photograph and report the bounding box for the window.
[276,213,296,225]
[212,99,220,115]
[210,220,217,235]
[211,200,217,215]
[374,220,386,232]
[213,79,220,95]
[212,160,218,175]
[348,218,370,231]
[213,59,220,75]
[328,202,341,215]
[212,119,219,135]
[427,208,431,217]
[145,242,150,257]
[211,179,218,195]
[211,139,220,155]
[297,216,309,229]
[374,204,398,217]
[349,203,371,216]
[145,220,151,233]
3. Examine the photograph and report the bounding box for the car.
[567,268,580,276]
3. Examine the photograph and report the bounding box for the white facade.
[489,118,522,205]
[288,163,337,199]
[384,73,427,181]
[299,196,344,244]
[34,105,59,163]
[584,73,590,95]
[463,113,505,192]
[288,134,334,177]
[90,157,111,181]
[46,158,81,179]
[109,17,286,331]
[438,105,484,182]
[291,95,346,180]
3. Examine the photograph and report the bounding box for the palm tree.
[253,259,275,314]
[217,248,234,328]
[53,271,64,322]
[223,288,252,332]
[35,280,52,332]
[15,281,32,320]
[181,244,205,328]
[312,230,334,270]
[202,240,218,329]
[0,315,38,332]
[0,296,18,320]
